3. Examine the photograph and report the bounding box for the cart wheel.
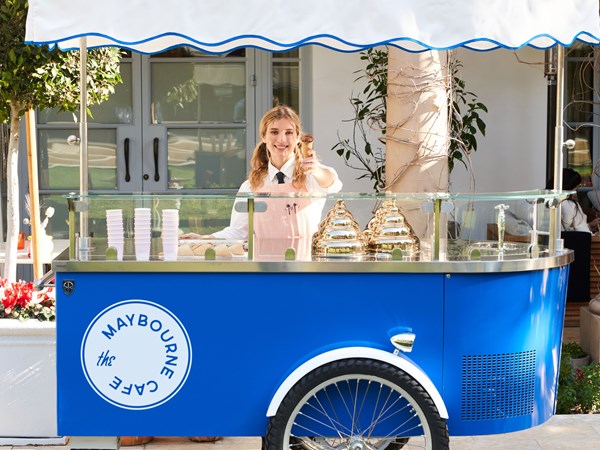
[264,358,449,450]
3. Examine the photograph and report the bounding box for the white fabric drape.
[25,0,600,53]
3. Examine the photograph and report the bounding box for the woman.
[559,168,599,233]
[182,105,342,259]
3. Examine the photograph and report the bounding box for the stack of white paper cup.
[106,209,124,260]
[161,209,179,261]
[134,208,152,261]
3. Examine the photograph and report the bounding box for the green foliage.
[331,49,387,191]
[448,60,488,173]
[556,342,600,414]
[331,48,488,191]
[0,0,122,122]
[563,341,589,359]
[331,48,387,192]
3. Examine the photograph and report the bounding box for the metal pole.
[433,198,441,261]
[545,48,557,184]
[551,45,565,253]
[79,37,90,260]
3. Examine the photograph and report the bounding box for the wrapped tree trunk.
[4,103,23,282]
[386,48,449,236]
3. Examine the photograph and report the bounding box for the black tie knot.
[276,171,285,184]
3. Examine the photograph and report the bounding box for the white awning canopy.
[25,0,600,54]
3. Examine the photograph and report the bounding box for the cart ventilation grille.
[461,350,536,421]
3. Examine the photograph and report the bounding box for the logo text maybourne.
[81,300,192,410]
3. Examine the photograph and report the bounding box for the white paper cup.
[134,241,151,261]
[162,238,178,261]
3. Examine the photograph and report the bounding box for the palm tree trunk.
[386,48,449,235]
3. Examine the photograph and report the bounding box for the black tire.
[264,358,449,450]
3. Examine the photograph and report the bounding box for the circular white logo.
[81,300,192,410]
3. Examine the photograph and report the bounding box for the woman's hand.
[301,149,335,188]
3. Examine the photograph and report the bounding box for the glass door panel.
[38,129,119,191]
[167,128,246,190]
[151,63,246,123]
[272,50,300,112]
[146,51,249,192]
[36,47,306,238]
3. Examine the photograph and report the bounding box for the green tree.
[0,0,121,281]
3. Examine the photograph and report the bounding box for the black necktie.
[276,171,285,184]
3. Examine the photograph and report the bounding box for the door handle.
[153,137,160,181]
[124,138,131,182]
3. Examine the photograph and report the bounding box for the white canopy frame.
[24,0,600,253]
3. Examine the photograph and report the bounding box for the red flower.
[0,279,48,317]
[0,278,55,321]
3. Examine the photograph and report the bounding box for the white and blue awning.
[25,0,600,54]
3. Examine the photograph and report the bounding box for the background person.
[554,168,600,233]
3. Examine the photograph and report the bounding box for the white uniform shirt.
[212,157,343,239]
[561,199,592,233]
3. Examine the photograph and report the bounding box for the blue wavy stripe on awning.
[27,32,600,55]
[25,0,600,54]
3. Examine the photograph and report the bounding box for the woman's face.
[262,117,299,169]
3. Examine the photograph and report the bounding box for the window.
[33,48,308,238]
[565,43,600,188]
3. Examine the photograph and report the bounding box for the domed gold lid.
[366,198,420,255]
[312,200,367,258]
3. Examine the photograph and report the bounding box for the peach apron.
[253,183,313,260]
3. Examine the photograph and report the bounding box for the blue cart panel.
[56,271,445,436]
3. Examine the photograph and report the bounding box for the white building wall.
[309,46,549,194]
[451,48,548,193]
[310,47,376,194]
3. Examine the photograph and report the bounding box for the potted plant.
[562,341,591,368]
[557,342,600,414]
[0,279,60,443]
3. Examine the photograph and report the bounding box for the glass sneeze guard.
[65,190,573,263]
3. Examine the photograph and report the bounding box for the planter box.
[581,306,600,363]
[0,319,65,444]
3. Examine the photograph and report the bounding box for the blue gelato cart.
[48,190,572,450]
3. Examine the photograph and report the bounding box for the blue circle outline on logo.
[81,299,192,410]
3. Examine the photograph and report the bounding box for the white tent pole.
[79,37,90,260]
[551,45,565,252]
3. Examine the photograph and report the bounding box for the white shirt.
[212,157,343,239]
[561,199,592,233]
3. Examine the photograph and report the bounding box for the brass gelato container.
[365,198,420,257]
[312,200,367,258]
